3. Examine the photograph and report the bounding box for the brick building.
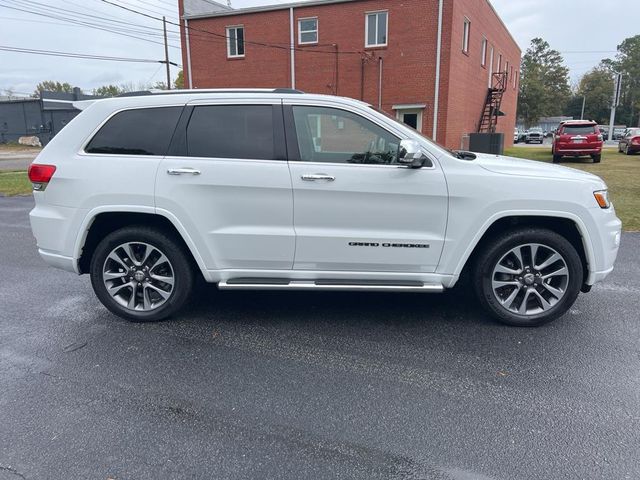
[179,0,520,149]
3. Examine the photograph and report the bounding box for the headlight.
[593,190,610,209]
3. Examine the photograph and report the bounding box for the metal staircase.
[477,72,507,133]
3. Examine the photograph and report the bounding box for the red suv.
[552,120,603,163]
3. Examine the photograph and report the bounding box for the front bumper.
[584,207,621,286]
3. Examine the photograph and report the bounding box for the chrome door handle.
[167,168,201,176]
[301,174,335,182]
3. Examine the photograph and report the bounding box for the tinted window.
[292,106,400,165]
[86,107,182,156]
[186,105,276,160]
[561,125,597,135]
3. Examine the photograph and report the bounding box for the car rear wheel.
[592,154,601,163]
[473,228,583,327]
[624,144,631,155]
[552,154,561,163]
[90,226,195,322]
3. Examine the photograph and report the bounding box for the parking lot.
[1,196,639,480]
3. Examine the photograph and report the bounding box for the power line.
[101,0,366,56]
[0,0,182,50]
[0,44,179,65]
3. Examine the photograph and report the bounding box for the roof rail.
[116,88,305,98]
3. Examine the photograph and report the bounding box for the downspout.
[290,7,296,89]
[432,0,444,141]
[360,56,365,100]
[184,18,193,88]
[378,56,383,109]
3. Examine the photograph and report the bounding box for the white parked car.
[28,89,621,326]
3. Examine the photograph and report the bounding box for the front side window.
[227,26,245,58]
[85,107,182,156]
[292,106,400,165]
[462,18,470,53]
[366,11,388,47]
[299,17,318,44]
[186,105,275,160]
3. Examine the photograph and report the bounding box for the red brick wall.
[440,0,521,149]
[179,0,520,150]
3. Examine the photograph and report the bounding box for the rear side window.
[561,124,597,135]
[85,107,182,155]
[186,105,276,160]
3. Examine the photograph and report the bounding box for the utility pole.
[608,73,622,142]
[580,95,586,120]
[163,16,171,90]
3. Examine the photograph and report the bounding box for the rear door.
[283,101,448,273]
[155,101,295,271]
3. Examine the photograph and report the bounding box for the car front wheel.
[474,228,583,327]
[90,226,195,322]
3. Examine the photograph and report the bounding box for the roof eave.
[183,0,359,20]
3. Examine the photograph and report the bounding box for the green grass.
[505,146,640,231]
[0,171,32,196]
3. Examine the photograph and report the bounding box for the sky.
[0,0,637,96]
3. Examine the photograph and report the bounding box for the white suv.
[28,89,621,326]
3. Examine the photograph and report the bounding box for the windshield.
[561,124,597,135]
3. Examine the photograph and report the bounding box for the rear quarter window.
[85,106,183,155]
[561,125,597,135]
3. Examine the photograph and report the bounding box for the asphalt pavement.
[0,150,39,171]
[1,196,638,480]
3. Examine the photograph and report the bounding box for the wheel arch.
[453,213,593,286]
[75,207,209,280]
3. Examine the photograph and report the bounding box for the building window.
[226,25,245,58]
[497,53,502,72]
[365,11,388,47]
[462,18,470,53]
[298,17,318,44]
[505,61,509,80]
[481,37,487,66]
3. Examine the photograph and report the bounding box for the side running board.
[218,279,444,292]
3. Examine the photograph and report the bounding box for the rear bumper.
[29,200,86,273]
[37,249,78,273]
[555,149,602,155]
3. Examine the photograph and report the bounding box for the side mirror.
[398,140,428,168]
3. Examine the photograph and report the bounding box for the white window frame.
[462,17,471,54]
[497,53,502,73]
[226,25,245,58]
[365,11,388,48]
[481,36,487,67]
[298,17,318,45]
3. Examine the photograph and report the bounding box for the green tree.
[518,38,571,127]
[33,80,75,97]
[576,67,614,124]
[615,35,640,127]
[174,70,184,89]
[93,84,123,97]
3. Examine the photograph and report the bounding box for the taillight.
[632,137,640,145]
[27,164,56,191]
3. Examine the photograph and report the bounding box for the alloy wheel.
[491,243,569,316]
[102,242,175,311]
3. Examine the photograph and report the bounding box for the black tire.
[592,154,601,163]
[90,226,195,322]
[624,145,631,155]
[552,154,561,163]
[473,228,583,327]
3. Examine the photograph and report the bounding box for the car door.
[155,101,295,271]
[283,102,448,273]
